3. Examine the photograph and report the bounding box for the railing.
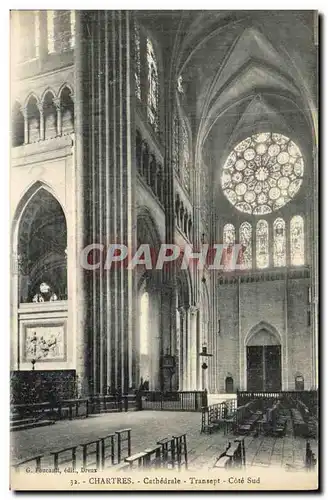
[201,400,237,434]
[12,398,89,423]
[13,428,132,471]
[11,393,137,426]
[139,391,206,412]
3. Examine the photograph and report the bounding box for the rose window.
[221,132,304,215]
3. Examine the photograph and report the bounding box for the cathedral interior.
[10,10,318,403]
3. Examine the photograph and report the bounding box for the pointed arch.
[256,219,269,268]
[239,221,252,269]
[13,183,67,303]
[273,217,286,267]
[43,90,58,139]
[245,321,281,347]
[60,85,74,134]
[290,215,305,266]
[40,87,56,104]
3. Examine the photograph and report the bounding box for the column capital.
[177,306,186,317]
[189,305,199,316]
[53,97,61,110]
[37,102,44,115]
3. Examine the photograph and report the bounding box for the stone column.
[22,106,28,145]
[77,11,136,395]
[54,97,62,137]
[73,10,89,396]
[189,306,198,390]
[37,103,44,141]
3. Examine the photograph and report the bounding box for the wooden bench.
[213,438,245,469]
[124,451,148,469]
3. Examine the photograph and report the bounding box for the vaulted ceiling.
[138,10,317,213]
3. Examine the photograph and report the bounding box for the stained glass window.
[173,112,180,174]
[221,132,304,215]
[134,22,141,100]
[256,220,269,268]
[239,222,252,269]
[222,224,235,270]
[223,223,235,245]
[147,38,159,132]
[290,215,305,266]
[273,218,286,267]
[182,121,190,192]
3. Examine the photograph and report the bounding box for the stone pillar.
[22,106,28,144]
[189,306,198,390]
[37,103,44,141]
[77,11,136,395]
[73,10,89,396]
[54,97,62,137]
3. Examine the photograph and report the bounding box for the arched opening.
[225,376,234,393]
[43,91,57,139]
[136,211,162,391]
[12,102,24,147]
[26,95,40,143]
[295,374,304,391]
[60,86,74,134]
[17,188,67,304]
[139,291,150,390]
[246,325,281,392]
[176,270,192,391]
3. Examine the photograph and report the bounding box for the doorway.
[247,345,281,391]
[225,376,234,393]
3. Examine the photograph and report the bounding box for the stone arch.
[12,182,67,304]
[42,90,58,139]
[135,209,163,391]
[245,321,282,392]
[245,321,281,347]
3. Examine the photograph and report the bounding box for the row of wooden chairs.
[123,434,188,470]
[13,428,131,471]
[236,400,262,435]
[213,438,246,469]
[201,401,237,434]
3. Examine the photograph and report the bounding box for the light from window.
[18,11,39,61]
[222,132,304,215]
[140,292,149,356]
[147,38,159,131]
[134,22,141,100]
[181,121,190,192]
[256,219,269,268]
[239,222,252,269]
[173,112,180,174]
[273,218,286,267]
[47,10,75,54]
[290,215,305,266]
[223,223,235,245]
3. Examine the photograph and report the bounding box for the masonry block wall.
[216,276,312,392]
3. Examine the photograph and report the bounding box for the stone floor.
[11,410,318,471]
